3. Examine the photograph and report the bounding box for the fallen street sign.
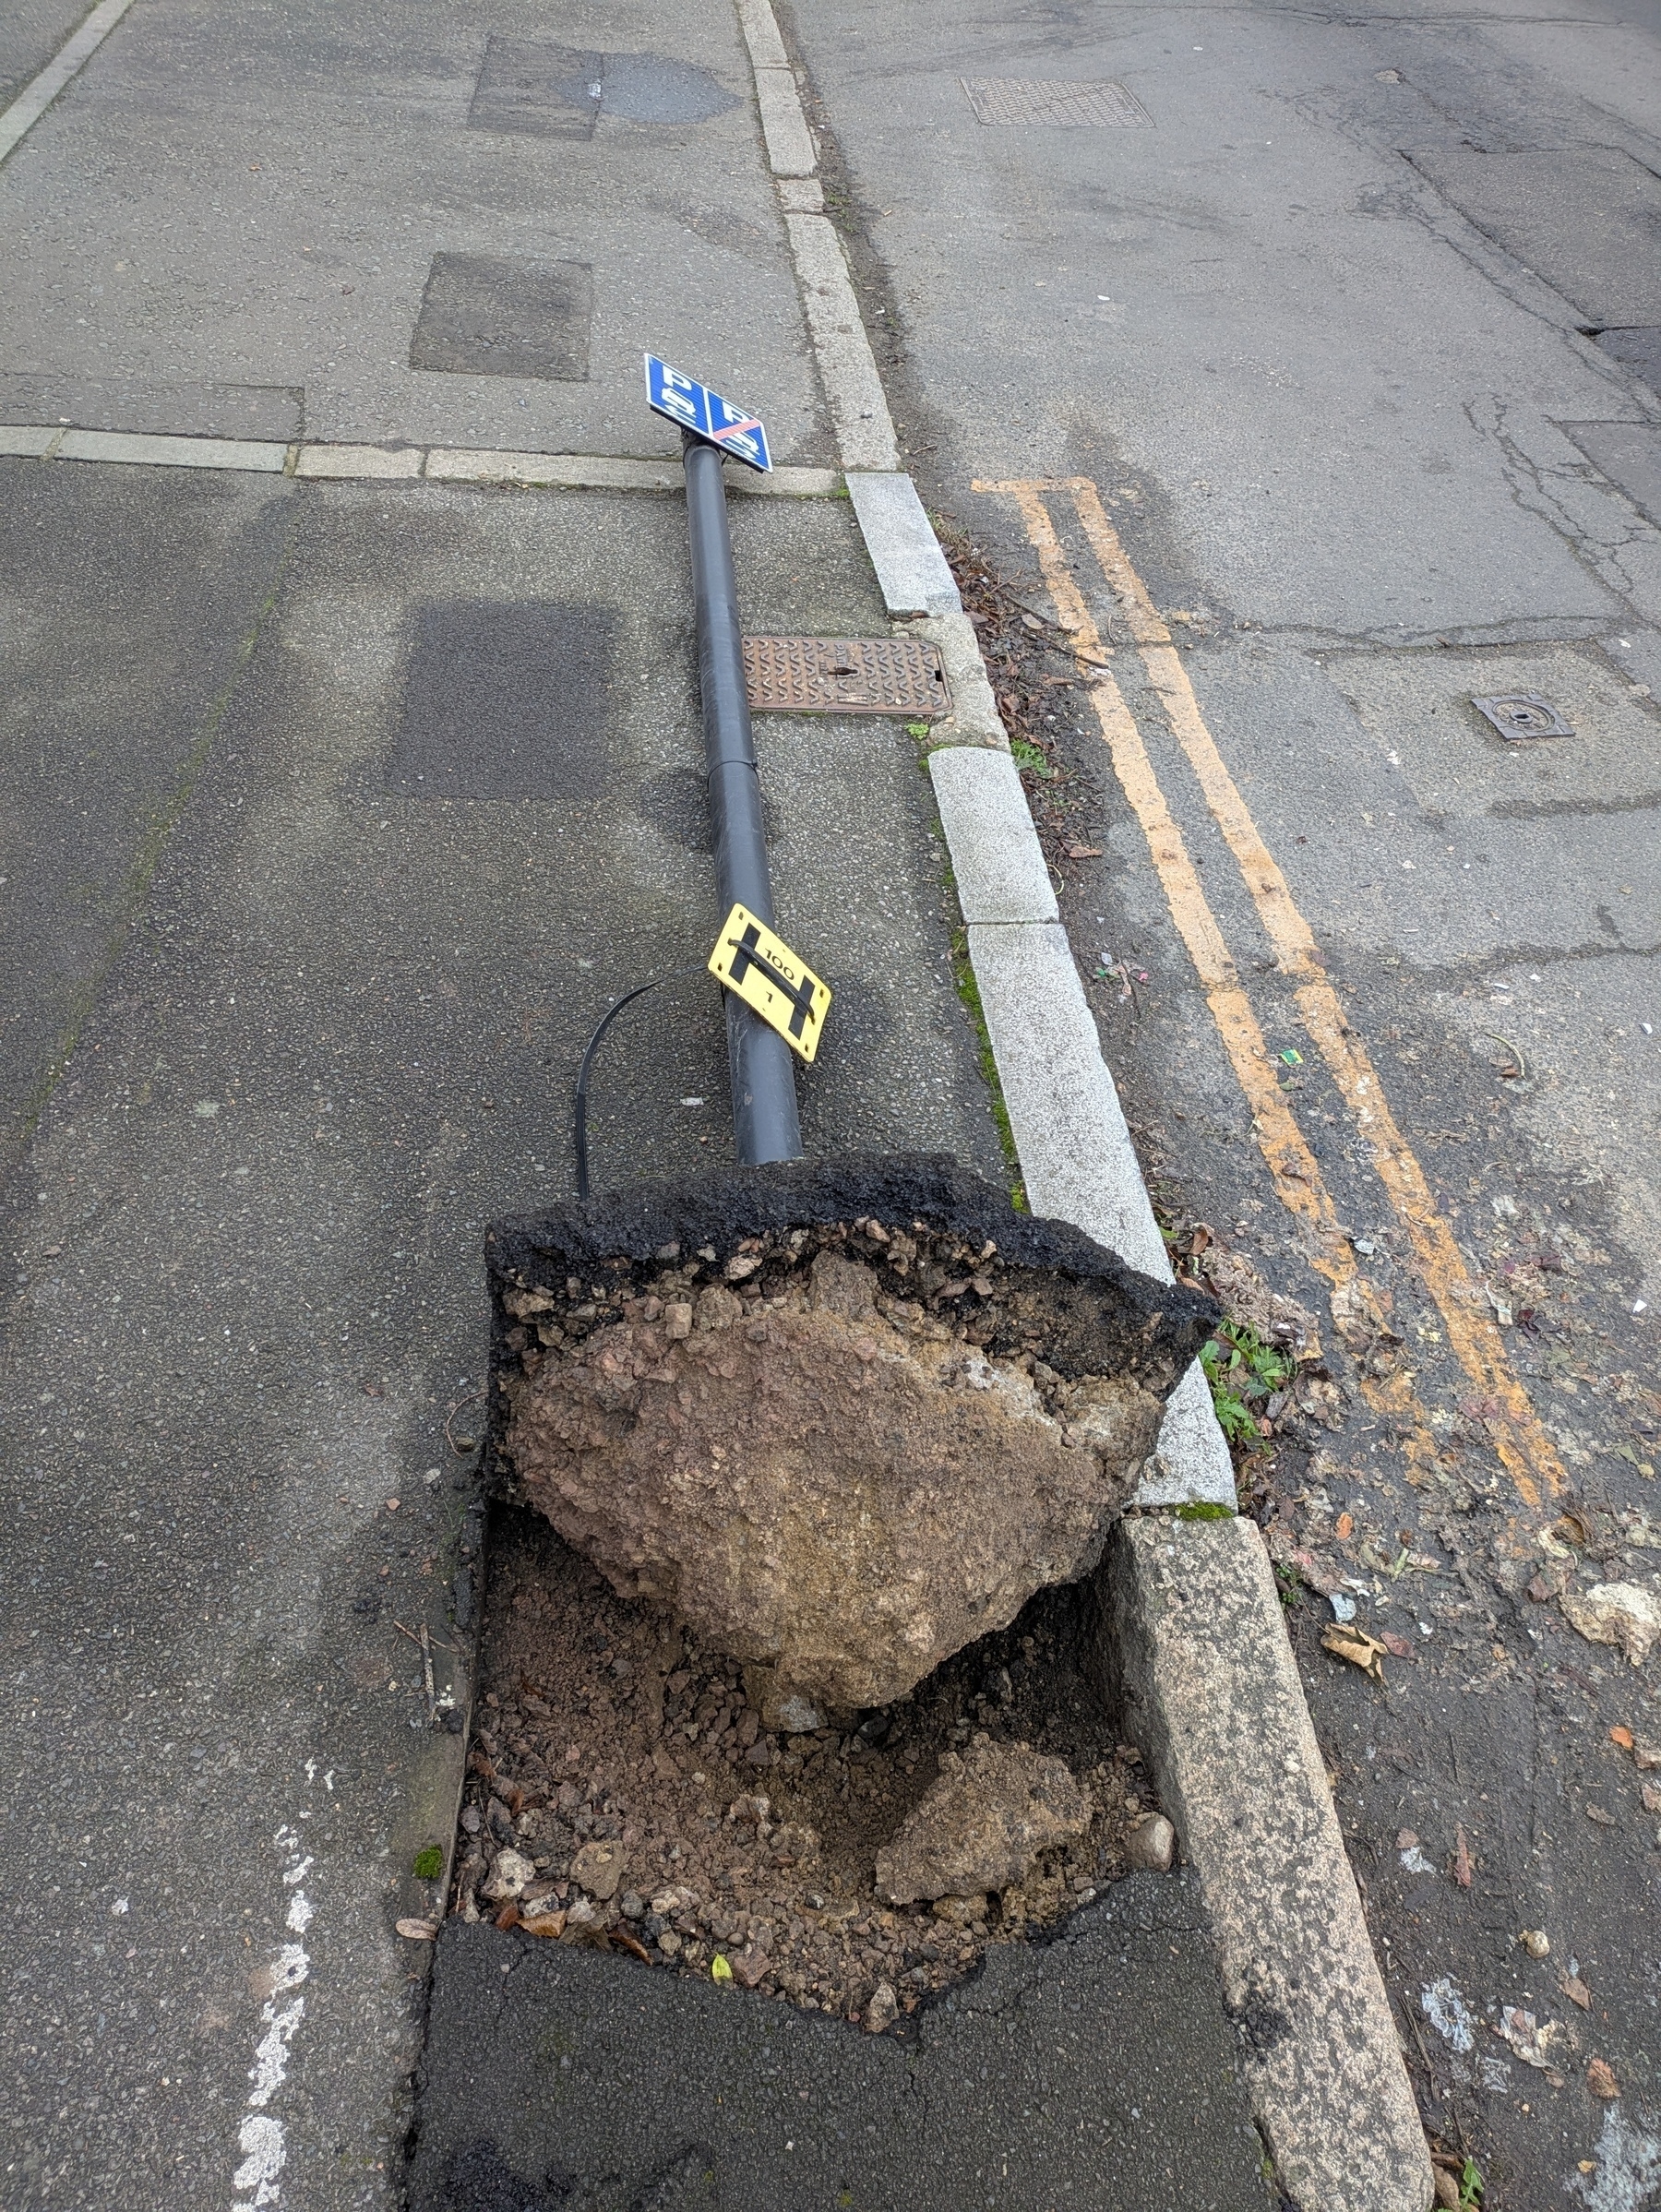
[644,354,772,472]
[707,903,830,1062]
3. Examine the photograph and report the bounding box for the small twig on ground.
[393,1619,456,1656]
[444,1390,484,1453]
[1482,1031,1526,1080]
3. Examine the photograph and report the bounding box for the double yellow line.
[979,475,1564,1511]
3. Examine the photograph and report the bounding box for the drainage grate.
[742,636,949,715]
[1472,691,1573,740]
[960,78,1152,128]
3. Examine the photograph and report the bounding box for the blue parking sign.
[644,354,771,472]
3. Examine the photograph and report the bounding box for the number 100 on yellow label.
[707,903,831,1063]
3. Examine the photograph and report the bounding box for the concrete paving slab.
[1108,1516,1433,2212]
[847,470,962,616]
[928,745,1058,924]
[55,426,290,469]
[408,1876,1275,2212]
[0,466,998,2210]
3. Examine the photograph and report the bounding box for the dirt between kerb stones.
[452,1510,1160,2032]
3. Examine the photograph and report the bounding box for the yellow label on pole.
[707,903,831,1063]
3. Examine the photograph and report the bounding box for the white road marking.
[233,2114,286,2206]
[232,1818,319,2209]
[0,0,141,168]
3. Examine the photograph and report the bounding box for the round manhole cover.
[1471,691,1572,740]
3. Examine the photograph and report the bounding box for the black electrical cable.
[572,968,706,1202]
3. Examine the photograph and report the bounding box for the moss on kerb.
[948,926,1025,1210]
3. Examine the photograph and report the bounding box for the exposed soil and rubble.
[496,1210,1188,1721]
[451,1510,1165,2032]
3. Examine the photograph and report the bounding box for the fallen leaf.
[1587,2058,1620,2100]
[614,1929,651,1965]
[1561,1971,1592,2011]
[494,1899,520,1931]
[1321,1622,1388,1682]
[1452,1825,1473,1888]
[1610,1726,1635,1751]
[1396,1828,1420,1849]
[1336,1511,1355,1541]
[395,1918,437,1941]
[1065,843,1104,859]
[520,1910,568,1939]
[1380,1630,1415,1657]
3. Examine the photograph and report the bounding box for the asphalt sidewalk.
[1,448,1003,2208]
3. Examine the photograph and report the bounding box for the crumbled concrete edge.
[1105,1514,1434,2212]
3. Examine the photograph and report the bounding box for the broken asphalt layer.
[407,1874,1273,2212]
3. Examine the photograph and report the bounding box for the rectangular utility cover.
[644,354,771,471]
[961,78,1152,127]
[742,635,948,714]
[707,903,830,1062]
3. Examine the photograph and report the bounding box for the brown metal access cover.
[742,636,950,717]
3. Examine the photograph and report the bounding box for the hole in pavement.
[455,1509,1156,2035]
[444,1171,1212,2034]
